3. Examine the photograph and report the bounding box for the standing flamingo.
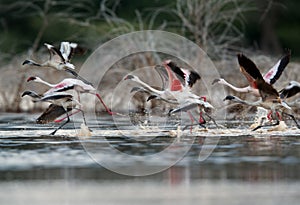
[26,76,115,115]
[223,54,299,130]
[22,42,91,85]
[213,51,291,97]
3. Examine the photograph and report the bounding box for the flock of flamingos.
[21,42,300,135]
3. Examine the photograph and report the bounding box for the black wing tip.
[237,53,264,80]
[188,71,201,87]
[164,60,201,86]
[284,48,291,56]
[164,59,180,68]
[237,53,248,63]
[269,50,292,85]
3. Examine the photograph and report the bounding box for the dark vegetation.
[0,0,299,113]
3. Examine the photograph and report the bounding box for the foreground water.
[0,113,299,205]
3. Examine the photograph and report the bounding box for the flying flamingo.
[124,60,216,128]
[26,76,115,115]
[22,42,91,85]
[223,53,299,130]
[212,51,291,97]
[21,90,84,135]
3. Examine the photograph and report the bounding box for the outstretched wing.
[279,81,300,99]
[163,60,200,89]
[44,43,65,63]
[237,53,263,89]
[60,42,78,62]
[154,65,170,90]
[263,50,291,84]
[162,60,184,91]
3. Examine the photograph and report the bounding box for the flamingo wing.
[164,60,200,90]
[60,42,78,62]
[44,43,65,63]
[154,65,170,90]
[237,53,263,89]
[166,61,200,88]
[263,51,290,85]
[163,60,184,91]
[185,69,201,88]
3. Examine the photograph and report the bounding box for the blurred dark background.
[0,0,299,63]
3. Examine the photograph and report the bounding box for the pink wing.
[162,60,184,91]
[263,51,290,84]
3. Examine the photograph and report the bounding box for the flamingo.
[124,60,216,128]
[279,81,300,99]
[212,51,291,97]
[26,76,115,115]
[223,53,299,130]
[22,42,91,85]
[21,90,84,135]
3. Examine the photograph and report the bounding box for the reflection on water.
[0,113,299,204]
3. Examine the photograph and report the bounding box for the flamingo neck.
[219,79,251,93]
[134,77,163,95]
[35,78,55,87]
[231,96,261,107]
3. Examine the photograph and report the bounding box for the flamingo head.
[124,75,139,81]
[21,90,40,98]
[212,78,221,85]
[22,59,41,67]
[223,95,236,101]
[124,75,134,80]
[27,76,37,82]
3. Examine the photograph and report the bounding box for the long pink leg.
[199,111,205,124]
[267,111,272,121]
[187,111,194,133]
[95,93,116,115]
[276,111,282,121]
[54,109,81,123]
[199,96,206,124]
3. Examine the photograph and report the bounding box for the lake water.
[0,113,299,205]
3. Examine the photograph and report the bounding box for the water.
[0,113,299,205]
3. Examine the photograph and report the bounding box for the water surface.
[0,113,299,205]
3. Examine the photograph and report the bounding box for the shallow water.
[0,113,299,205]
